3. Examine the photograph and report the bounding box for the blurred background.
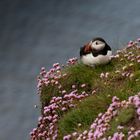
[0,0,140,139]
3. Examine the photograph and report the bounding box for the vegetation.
[30,39,140,140]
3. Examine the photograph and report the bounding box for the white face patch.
[91,40,105,50]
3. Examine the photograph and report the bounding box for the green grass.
[105,106,135,138]
[58,95,109,138]
[40,45,140,139]
[57,78,140,139]
[40,61,115,106]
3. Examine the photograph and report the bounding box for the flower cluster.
[63,93,140,140]
[37,57,78,94]
[110,40,140,81]
[30,89,89,140]
[124,42,140,64]
[127,39,140,48]
[67,57,78,65]
[104,129,140,140]
[37,63,63,94]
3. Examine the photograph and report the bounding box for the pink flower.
[112,96,119,102]
[72,132,78,137]
[88,131,94,138]
[63,135,71,140]
[90,123,96,129]
[128,134,135,140]
[62,107,67,111]
[41,67,45,71]
[137,59,140,63]
[137,38,140,42]
[53,63,60,68]
[137,108,140,115]
[128,40,134,47]
[135,130,140,136]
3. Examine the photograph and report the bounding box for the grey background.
[0,0,140,139]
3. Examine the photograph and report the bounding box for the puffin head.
[91,37,106,50]
[84,37,106,53]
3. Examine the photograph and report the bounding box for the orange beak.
[84,41,92,53]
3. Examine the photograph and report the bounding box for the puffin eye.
[95,42,98,45]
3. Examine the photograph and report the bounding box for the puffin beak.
[84,41,92,53]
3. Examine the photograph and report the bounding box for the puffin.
[80,37,112,67]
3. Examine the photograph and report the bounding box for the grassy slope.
[40,45,140,139]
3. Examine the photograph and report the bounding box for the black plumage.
[91,44,111,57]
[80,37,111,57]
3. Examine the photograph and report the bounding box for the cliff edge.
[30,39,140,140]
